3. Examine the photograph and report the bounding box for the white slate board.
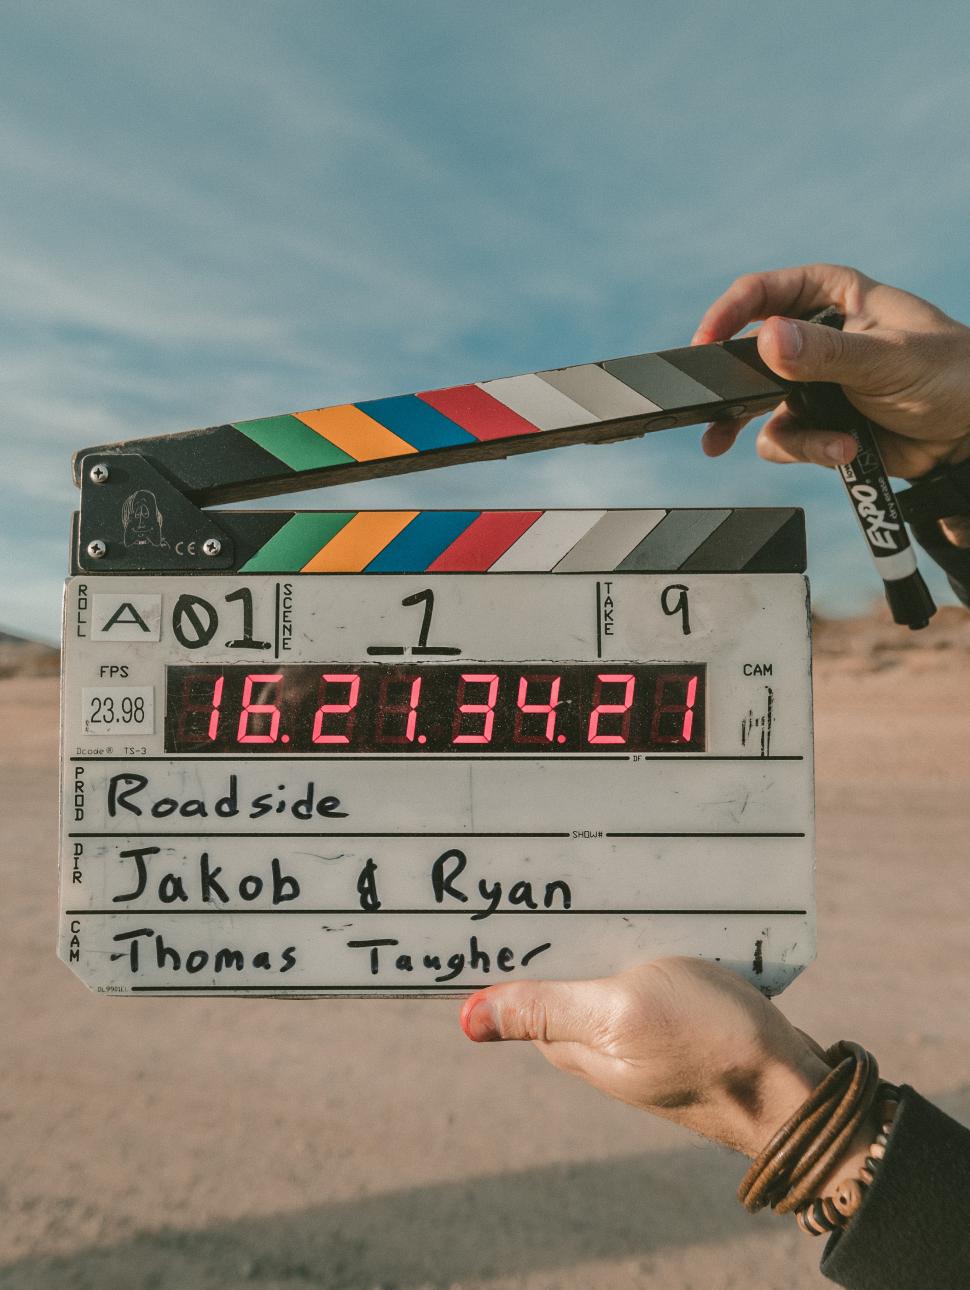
[59,571,814,996]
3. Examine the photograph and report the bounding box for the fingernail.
[824,438,848,464]
[462,998,499,1042]
[773,318,803,361]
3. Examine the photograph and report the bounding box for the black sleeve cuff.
[820,1086,970,1289]
[911,521,970,608]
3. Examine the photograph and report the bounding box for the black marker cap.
[884,569,936,631]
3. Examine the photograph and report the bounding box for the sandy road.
[2,647,969,1289]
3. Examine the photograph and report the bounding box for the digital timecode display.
[165,664,706,754]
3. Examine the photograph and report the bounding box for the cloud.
[3,0,970,637]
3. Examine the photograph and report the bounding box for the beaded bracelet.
[795,1087,899,1237]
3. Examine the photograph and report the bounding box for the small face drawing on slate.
[122,490,170,549]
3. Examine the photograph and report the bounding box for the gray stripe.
[660,344,784,401]
[679,509,797,571]
[618,510,732,570]
[601,353,721,411]
[538,364,662,419]
[554,509,667,571]
[478,374,599,429]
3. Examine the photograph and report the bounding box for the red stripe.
[417,384,541,442]
[428,510,543,571]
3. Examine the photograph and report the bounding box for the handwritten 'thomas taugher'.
[107,927,551,984]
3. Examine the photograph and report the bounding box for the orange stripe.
[301,511,419,572]
[294,404,417,462]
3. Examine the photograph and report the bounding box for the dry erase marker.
[787,308,936,630]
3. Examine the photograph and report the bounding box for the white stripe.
[478,374,601,430]
[489,510,607,571]
[871,546,918,580]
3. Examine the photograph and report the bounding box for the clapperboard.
[59,338,814,997]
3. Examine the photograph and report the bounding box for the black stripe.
[742,510,807,573]
[720,337,792,389]
[680,508,804,572]
[660,344,784,401]
[217,510,294,569]
[74,424,288,502]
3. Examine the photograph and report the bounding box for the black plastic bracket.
[75,452,234,573]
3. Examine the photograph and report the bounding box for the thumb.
[460,978,604,1044]
[758,315,897,390]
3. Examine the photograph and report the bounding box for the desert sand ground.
[2,612,969,1290]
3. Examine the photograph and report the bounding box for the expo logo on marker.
[849,483,902,552]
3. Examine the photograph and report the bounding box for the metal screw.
[87,539,107,559]
[202,538,222,557]
[88,463,110,485]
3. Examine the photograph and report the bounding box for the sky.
[4,0,970,641]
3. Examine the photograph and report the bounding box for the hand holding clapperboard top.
[58,263,951,1007]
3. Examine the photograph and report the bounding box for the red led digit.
[176,672,225,743]
[453,673,499,744]
[514,674,561,744]
[207,676,224,740]
[587,673,635,744]
[649,672,700,745]
[376,673,423,744]
[681,674,698,740]
[237,673,283,744]
[311,673,361,745]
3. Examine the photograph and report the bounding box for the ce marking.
[175,540,199,556]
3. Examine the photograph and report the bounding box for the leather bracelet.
[738,1042,882,1216]
[742,1073,851,1211]
[738,1045,855,1210]
[787,1045,874,1190]
[780,1057,882,1213]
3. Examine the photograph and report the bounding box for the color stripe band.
[233,508,804,574]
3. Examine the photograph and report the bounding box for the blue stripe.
[356,395,477,451]
[365,511,480,572]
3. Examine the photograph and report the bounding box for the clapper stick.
[73,337,788,512]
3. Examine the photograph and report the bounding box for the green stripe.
[232,415,354,472]
[240,512,355,571]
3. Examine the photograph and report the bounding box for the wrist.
[735,1051,832,1159]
